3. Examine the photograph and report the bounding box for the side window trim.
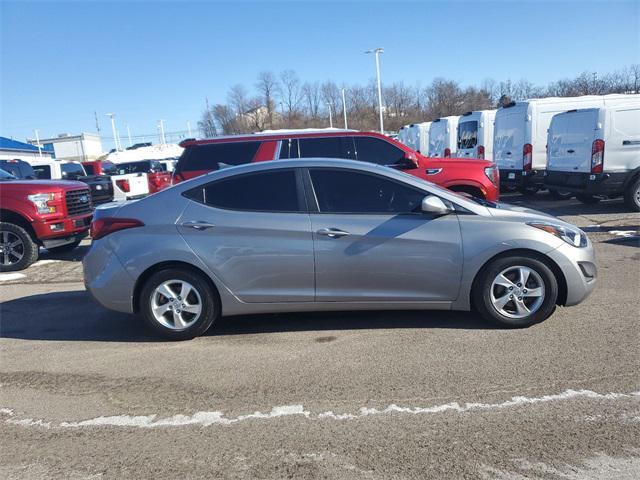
[306,167,430,216]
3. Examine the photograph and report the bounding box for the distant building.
[0,136,53,161]
[27,133,103,161]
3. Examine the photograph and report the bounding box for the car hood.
[486,202,574,225]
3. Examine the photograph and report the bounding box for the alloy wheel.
[490,266,545,319]
[0,231,25,266]
[150,280,203,330]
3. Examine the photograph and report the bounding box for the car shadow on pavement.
[40,244,91,262]
[0,291,494,342]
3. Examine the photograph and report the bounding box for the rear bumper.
[499,168,544,189]
[32,213,92,244]
[543,171,627,196]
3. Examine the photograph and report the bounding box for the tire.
[576,194,601,205]
[46,239,82,254]
[623,176,640,212]
[518,186,540,197]
[0,222,39,272]
[549,189,573,200]
[139,268,220,340]
[473,254,558,328]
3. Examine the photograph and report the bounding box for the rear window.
[33,165,52,179]
[178,142,261,172]
[494,111,526,151]
[61,163,86,177]
[116,161,150,174]
[83,164,95,175]
[101,161,118,175]
[457,121,478,149]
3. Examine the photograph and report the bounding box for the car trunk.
[494,106,527,170]
[547,110,597,173]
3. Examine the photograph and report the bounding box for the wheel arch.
[132,260,221,314]
[622,166,640,190]
[0,209,38,243]
[470,248,568,308]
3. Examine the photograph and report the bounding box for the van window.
[33,165,52,179]
[179,142,261,172]
[458,121,478,149]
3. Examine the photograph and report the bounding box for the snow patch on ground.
[2,389,639,430]
[0,273,26,282]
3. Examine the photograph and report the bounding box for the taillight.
[444,147,451,158]
[115,179,130,192]
[477,145,485,159]
[591,139,604,174]
[91,217,144,240]
[522,143,533,171]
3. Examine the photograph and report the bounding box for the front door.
[306,168,463,302]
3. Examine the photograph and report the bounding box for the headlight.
[27,193,57,214]
[527,222,588,248]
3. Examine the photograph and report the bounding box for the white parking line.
[32,259,62,266]
[2,389,639,430]
[0,273,26,282]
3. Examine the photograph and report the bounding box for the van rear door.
[547,110,597,173]
[457,118,478,158]
[428,122,446,157]
[494,106,527,170]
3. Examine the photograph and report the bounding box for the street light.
[105,113,120,151]
[365,47,384,134]
[158,119,166,144]
[326,102,333,128]
[341,88,348,129]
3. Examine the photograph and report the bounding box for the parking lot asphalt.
[1,193,639,479]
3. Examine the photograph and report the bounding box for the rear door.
[179,169,314,303]
[547,110,597,173]
[493,106,527,170]
[457,119,479,158]
[428,122,446,157]
[307,168,463,302]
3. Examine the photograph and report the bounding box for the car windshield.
[0,168,16,180]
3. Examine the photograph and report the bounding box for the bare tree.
[301,81,322,121]
[256,71,278,128]
[279,70,302,125]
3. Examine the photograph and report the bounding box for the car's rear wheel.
[576,194,601,204]
[473,255,558,328]
[623,176,640,212]
[0,222,39,272]
[140,269,219,340]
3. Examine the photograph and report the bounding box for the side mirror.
[421,195,452,215]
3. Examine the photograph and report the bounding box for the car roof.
[180,130,393,148]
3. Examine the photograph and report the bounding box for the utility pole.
[105,113,119,150]
[158,120,166,144]
[34,129,42,158]
[365,47,385,133]
[187,121,192,137]
[126,124,133,147]
[341,88,348,129]
[326,103,333,128]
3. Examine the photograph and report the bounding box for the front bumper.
[547,240,597,307]
[543,171,627,196]
[32,213,92,244]
[500,168,544,190]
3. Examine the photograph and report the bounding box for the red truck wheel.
[0,222,39,272]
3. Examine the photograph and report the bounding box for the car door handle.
[623,140,640,145]
[567,149,575,153]
[317,228,350,238]
[181,220,215,230]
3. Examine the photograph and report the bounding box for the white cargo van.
[398,125,411,148]
[403,122,431,154]
[493,95,628,194]
[456,110,496,160]
[544,96,640,210]
[428,116,459,157]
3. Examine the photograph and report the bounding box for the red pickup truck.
[0,168,93,271]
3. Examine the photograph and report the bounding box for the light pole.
[326,103,333,128]
[158,119,166,144]
[34,129,42,158]
[126,124,133,147]
[105,113,119,151]
[341,88,348,129]
[365,47,385,133]
[187,121,192,137]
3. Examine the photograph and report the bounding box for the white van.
[398,125,411,148]
[403,122,430,154]
[544,96,640,210]
[493,95,629,194]
[428,116,459,157]
[456,110,496,160]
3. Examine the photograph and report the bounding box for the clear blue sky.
[1,0,639,149]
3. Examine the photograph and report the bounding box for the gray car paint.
[83,158,596,317]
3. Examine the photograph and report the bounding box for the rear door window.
[298,137,355,159]
[180,142,261,172]
[309,168,424,214]
[457,121,478,149]
[195,170,302,212]
[354,137,405,166]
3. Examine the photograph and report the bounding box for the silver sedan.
[83,159,597,340]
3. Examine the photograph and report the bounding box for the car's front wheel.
[623,176,640,212]
[473,255,558,328]
[140,269,220,340]
[0,222,39,272]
